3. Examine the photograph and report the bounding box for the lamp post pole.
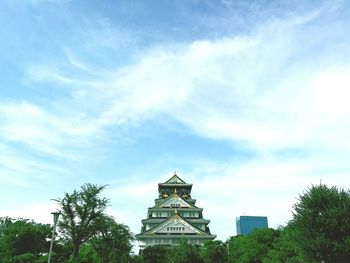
[47,212,60,263]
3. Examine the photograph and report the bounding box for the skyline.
[1,0,350,245]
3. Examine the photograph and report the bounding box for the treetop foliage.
[291,184,350,262]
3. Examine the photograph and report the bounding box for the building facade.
[236,216,268,235]
[136,173,216,248]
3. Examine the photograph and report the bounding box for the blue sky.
[1,0,350,245]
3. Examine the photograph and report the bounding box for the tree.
[141,245,169,263]
[90,216,134,263]
[263,225,301,263]
[227,235,248,263]
[13,252,36,263]
[291,184,350,262]
[0,217,51,263]
[168,240,204,263]
[78,243,100,263]
[227,228,279,263]
[55,183,109,262]
[44,238,73,263]
[201,240,227,263]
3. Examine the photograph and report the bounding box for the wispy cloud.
[63,48,90,71]
[0,201,59,222]
[0,101,103,160]
[7,4,349,160]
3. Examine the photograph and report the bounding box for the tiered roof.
[138,213,209,237]
[136,172,216,248]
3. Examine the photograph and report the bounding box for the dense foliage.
[0,218,51,262]
[227,228,279,263]
[90,215,134,263]
[291,184,350,262]
[1,183,350,262]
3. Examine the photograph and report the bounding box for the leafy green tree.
[13,252,36,263]
[169,240,203,263]
[90,216,134,263]
[141,245,169,263]
[42,238,74,263]
[0,217,50,263]
[201,240,227,263]
[227,235,252,263]
[228,228,279,263]
[0,217,12,262]
[79,243,100,263]
[55,183,109,262]
[129,253,143,263]
[263,225,301,263]
[291,184,350,262]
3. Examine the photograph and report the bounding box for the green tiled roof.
[165,172,186,184]
[136,172,216,246]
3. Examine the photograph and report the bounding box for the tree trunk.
[72,242,80,263]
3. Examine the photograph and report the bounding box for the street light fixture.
[47,212,60,263]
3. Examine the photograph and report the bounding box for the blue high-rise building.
[236,216,268,235]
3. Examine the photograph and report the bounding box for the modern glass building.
[136,172,216,248]
[236,216,268,235]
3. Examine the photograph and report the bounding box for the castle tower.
[136,172,216,248]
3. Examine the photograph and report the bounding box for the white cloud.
[0,101,104,158]
[16,5,349,158]
[103,37,348,154]
[309,68,350,115]
[64,48,90,71]
[3,5,348,186]
[0,201,59,223]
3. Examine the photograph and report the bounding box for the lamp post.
[47,212,60,263]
